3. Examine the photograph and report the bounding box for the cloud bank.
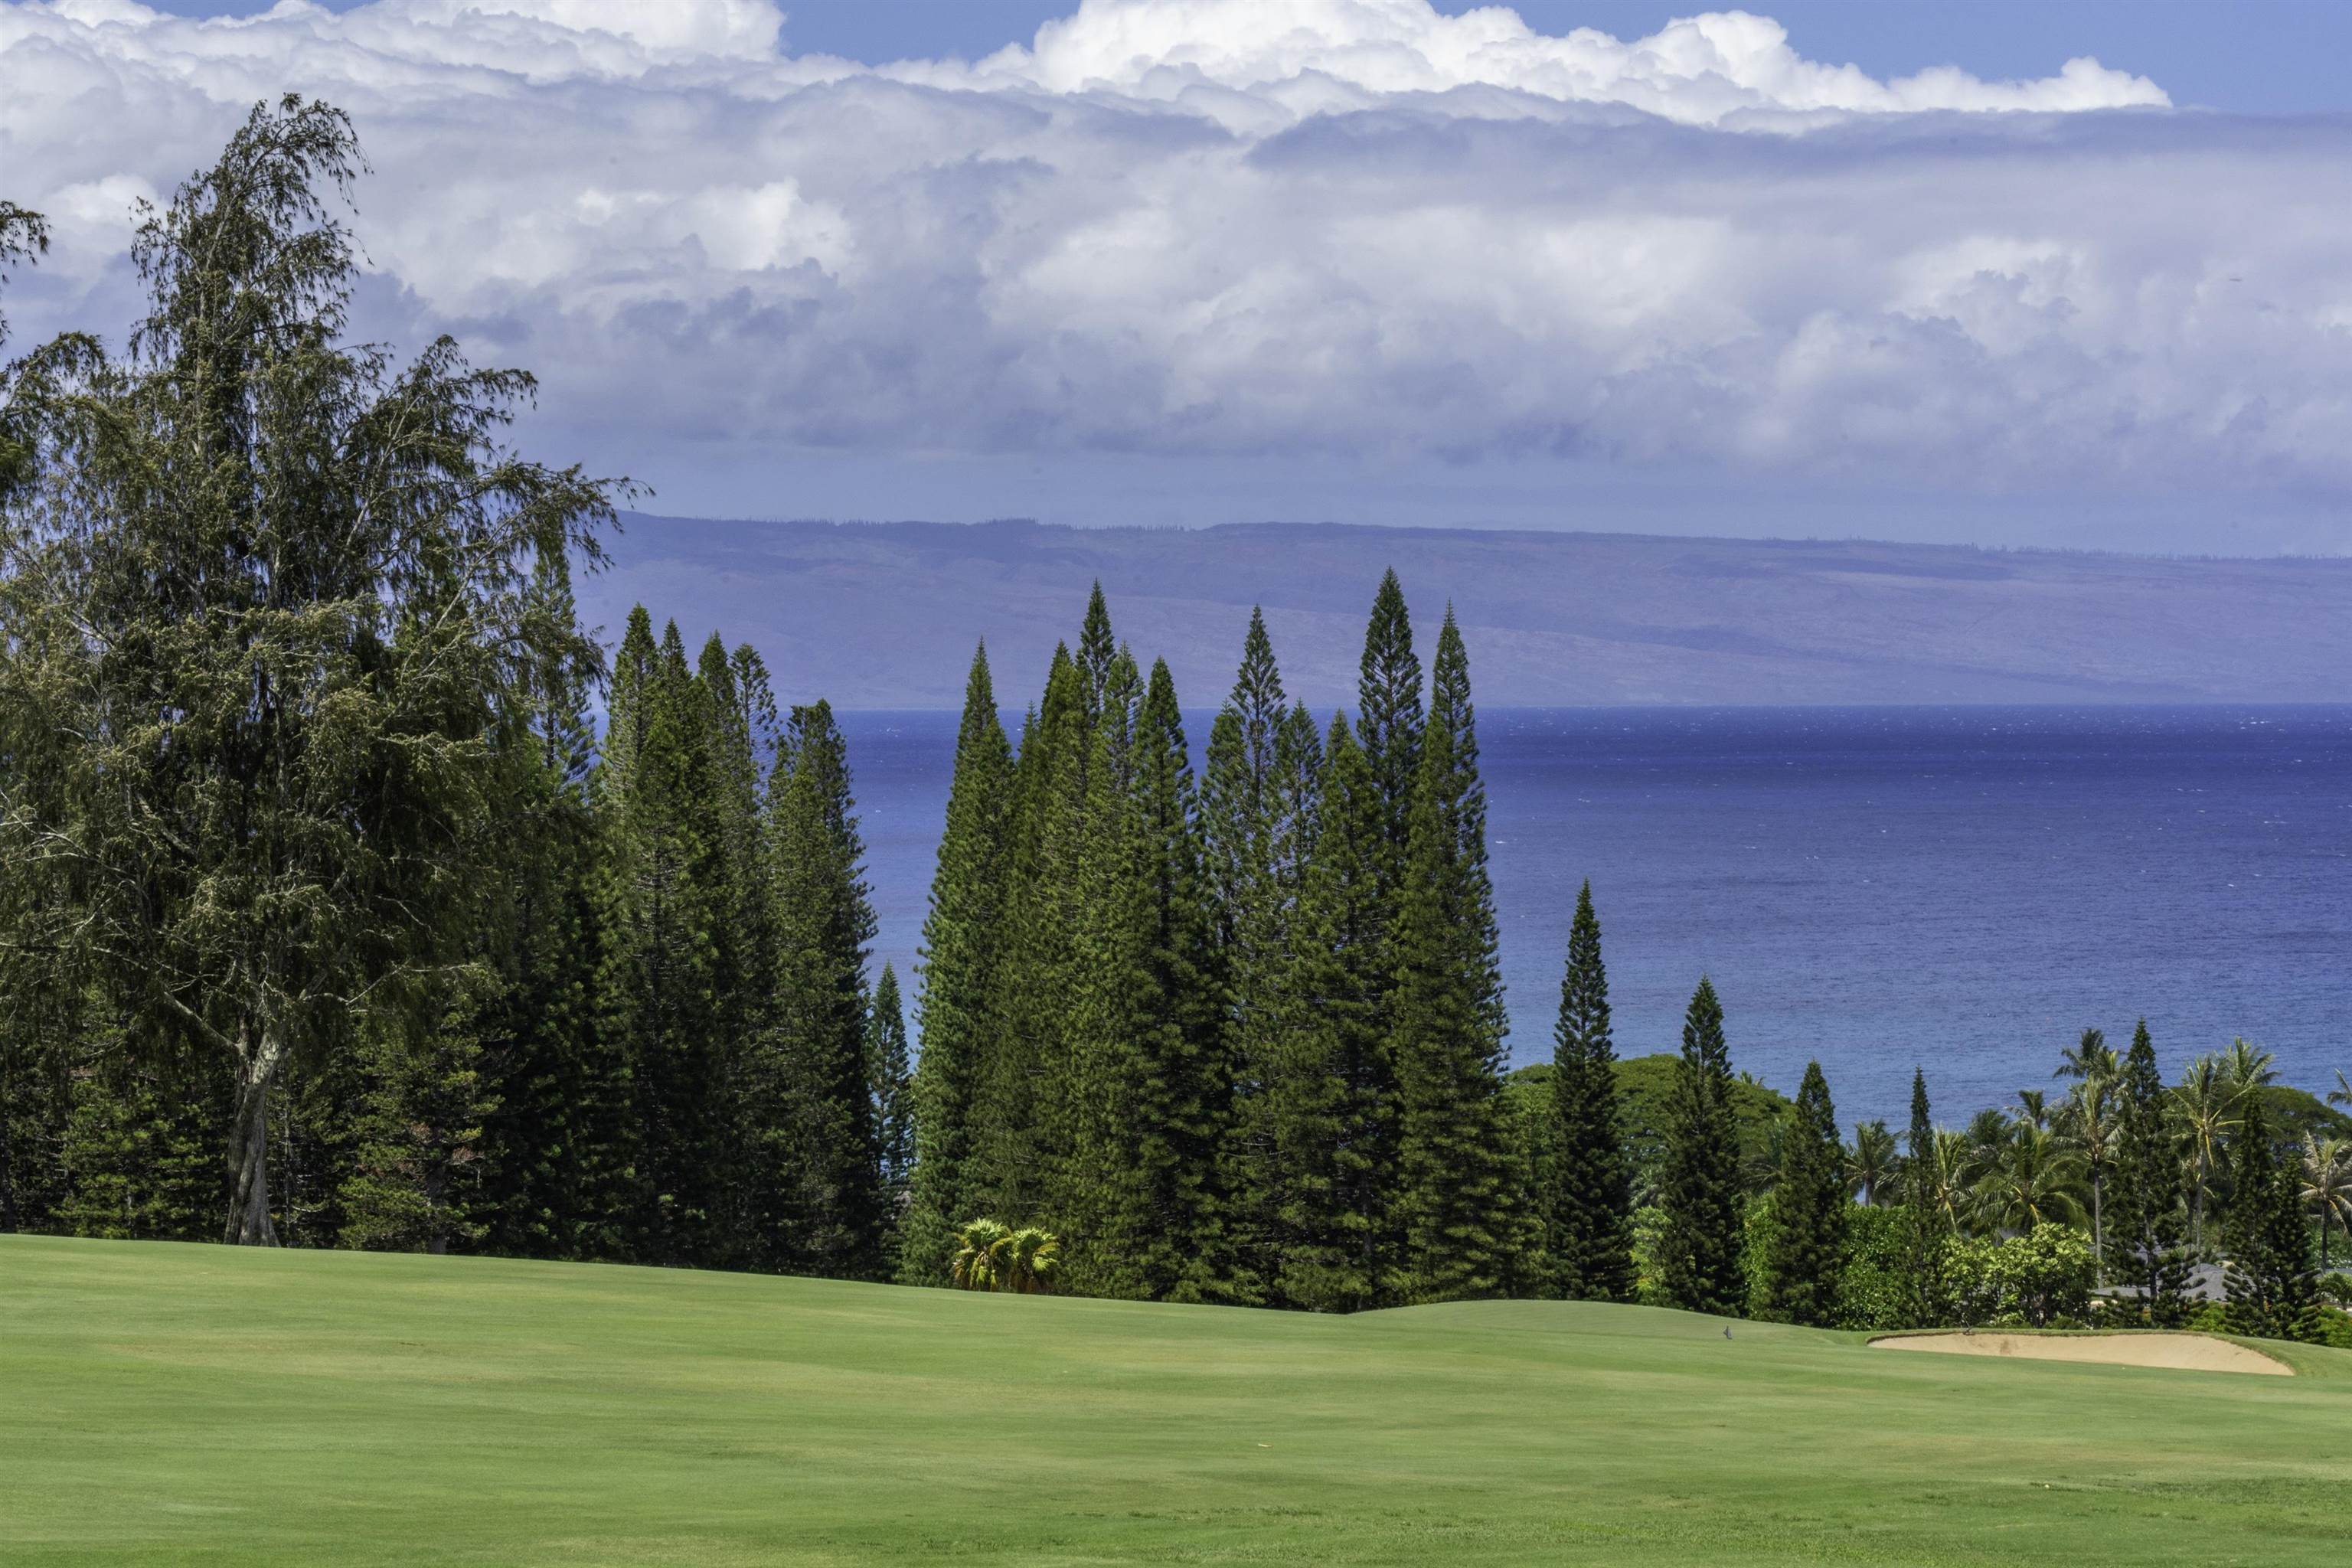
[3,0,2348,548]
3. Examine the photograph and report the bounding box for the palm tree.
[2013,1088,2052,1132]
[1845,1120,1899,1206]
[1000,1227,1063,1294]
[2171,1054,2239,1253]
[2055,1027,2117,1086]
[2301,1135,2352,1269]
[1925,1129,1973,1236]
[1960,1106,2011,1171]
[2220,1037,2277,1093]
[2056,1077,2120,1279]
[1753,1112,1792,1194]
[949,1218,1063,1294]
[950,1219,1014,1291]
[1971,1124,2088,1236]
[2328,1070,2350,1114]
[1951,1108,2007,1197]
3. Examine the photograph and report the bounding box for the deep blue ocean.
[840,707,2352,1128]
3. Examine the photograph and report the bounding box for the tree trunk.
[425,1161,447,1256]
[2089,1170,2103,1285]
[0,1087,17,1233]
[224,1028,286,1246]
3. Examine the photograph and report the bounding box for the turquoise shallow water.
[840,705,2352,1126]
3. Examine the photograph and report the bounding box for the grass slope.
[5,1235,2348,1566]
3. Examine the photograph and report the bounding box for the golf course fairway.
[4,1235,2347,1566]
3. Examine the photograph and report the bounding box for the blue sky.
[8,1,2350,554]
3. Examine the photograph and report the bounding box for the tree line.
[3,102,2346,1344]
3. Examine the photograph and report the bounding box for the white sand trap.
[1871,1331,2291,1376]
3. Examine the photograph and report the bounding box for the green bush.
[1836,1205,1920,1331]
[1629,1204,1669,1306]
[1740,1192,1773,1315]
[1985,1225,2095,1328]
[1934,1225,2093,1328]
[1939,1237,2001,1328]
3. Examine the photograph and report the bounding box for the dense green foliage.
[4,105,2345,1353]
[1939,1224,2099,1328]
[1608,1052,1796,1197]
[0,98,617,1245]
[2223,1094,2325,1342]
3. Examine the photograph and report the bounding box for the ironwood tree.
[0,99,618,1244]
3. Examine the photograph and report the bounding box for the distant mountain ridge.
[583,517,2352,708]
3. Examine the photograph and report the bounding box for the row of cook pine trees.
[903,580,1549,1306]
[5,537,1654,1307]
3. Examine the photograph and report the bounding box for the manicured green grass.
[4,1236,2347,1566]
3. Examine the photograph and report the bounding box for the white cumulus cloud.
[980,1,2165,122]
[1,0,2347,550]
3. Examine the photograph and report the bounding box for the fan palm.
[2171,1054,2239,1252]
[949,1218,1063,1295]
[999,1227,1063,1294]
[1845,1120,1899,1206]
[2301,1135,2352,1269]
[950,1219,1013,1292]
[1971,1124,2088,1236]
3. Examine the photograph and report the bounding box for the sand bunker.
[1871,1331,2291,1376]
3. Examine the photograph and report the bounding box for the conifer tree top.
[1555,880,1610,1056]
[1233,606,1285,713]
[956,644,1005,743]
[1142,658,1187,750]
[1079,583,1116,709]
[1356,569,1423,828]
